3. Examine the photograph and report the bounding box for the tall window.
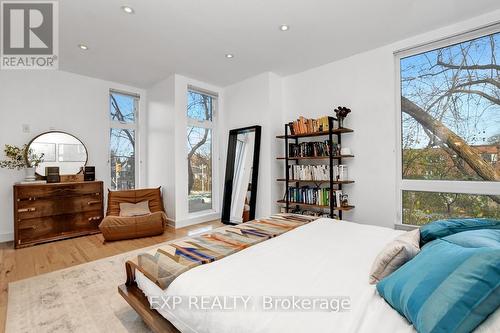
[399,31,499,226]
[187,88,216,213]
[109,90,139,190]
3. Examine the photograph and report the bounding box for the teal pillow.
[420,218,500,246]
[444,229,500,249]
[377,233,500,333]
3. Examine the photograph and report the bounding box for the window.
[109,90,139,190]
[187,88,217,213]
[398,30,500,226]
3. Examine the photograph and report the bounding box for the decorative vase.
[24,167,36,182]
[338,117,344,128]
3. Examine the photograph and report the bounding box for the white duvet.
[135,218,499,333]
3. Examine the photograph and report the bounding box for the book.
[288,116,332,135]
[289,165,331,181]
[288,141,335,157]
[287,186,336,206]
[335,190,343,208]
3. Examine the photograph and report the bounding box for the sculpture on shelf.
[334,106,351,128]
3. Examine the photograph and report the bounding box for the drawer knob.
[87,200,101,205]
[18,207,36,213]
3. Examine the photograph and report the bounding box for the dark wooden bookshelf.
[276,127,353,139]
[276,200,355,211]
[276,179,355,184]
[276,155,354,160]
[276,116,354,219]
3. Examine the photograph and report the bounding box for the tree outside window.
[109,91,138,190]
[187,90,215,213]
[400,32,499,225]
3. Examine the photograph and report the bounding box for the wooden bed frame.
[118,282,180,333]
[118,214,318,332]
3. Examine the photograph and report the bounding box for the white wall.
[147,71,285,226]
[283,10,500,229]
[147,75,176,219]
[223,72,284,219]
[0,70,146,241]
[147,74,223,228]
[1,10,497,241]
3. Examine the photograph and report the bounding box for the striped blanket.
[125,213,319,290]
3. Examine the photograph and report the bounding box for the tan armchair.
[99,187,167,241]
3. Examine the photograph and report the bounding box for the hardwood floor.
[0,220,223,332]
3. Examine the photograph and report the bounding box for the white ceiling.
[59,0,500,88]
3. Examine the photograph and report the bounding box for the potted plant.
[334,106,351,128]
[0,144,44,181]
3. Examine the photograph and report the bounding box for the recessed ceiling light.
[121,5,134,14]
[225,53,234,59]
[280,25,289,31]
[78,44,88,50]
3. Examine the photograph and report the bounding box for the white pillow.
[119,200,151,217]
[368,229,420,284]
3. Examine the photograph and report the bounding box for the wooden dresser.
[13,181,104,248]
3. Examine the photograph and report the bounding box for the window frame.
[394,24,500,226]
[109,89,140,191]
[186,86,219,216]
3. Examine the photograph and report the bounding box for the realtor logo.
[1,1,58,69]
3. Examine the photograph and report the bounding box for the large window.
[398,30,500,226]
[109,90,139,190]
[187,88,216,213]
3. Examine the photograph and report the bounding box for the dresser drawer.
[18,210,102,245]
[18,218,61,243]
[17,194,102,220]
[16,182,102,200]
[62,210,103,234]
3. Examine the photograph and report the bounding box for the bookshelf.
[276,116,354,219]
[276,155,354,160]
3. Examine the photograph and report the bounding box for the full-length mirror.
[27,131,88,176]
[222,126,261,224]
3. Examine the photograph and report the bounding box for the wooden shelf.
[276,155,354,160]
[276,118,355,219]
[276,128,353,139]
[276,179,355,184]
[277,200,355,211]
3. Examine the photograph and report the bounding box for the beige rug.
[6,245,160,333]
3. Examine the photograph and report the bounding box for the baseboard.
[166,217,176,228]
[174,212,221,229]
[0,232,14,243]
[394,223,419,231]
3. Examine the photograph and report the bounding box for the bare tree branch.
[454,78,500,90]
[402,96,500,181]
[110,94,135,147]
[436,60,500,71]
[450,89,500,105]
[187,94,211,192]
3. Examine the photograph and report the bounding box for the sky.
[400,32,499,149]
[109,93,136,157]
[187,91,213,157]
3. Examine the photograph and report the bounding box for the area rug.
[6,245,160,333]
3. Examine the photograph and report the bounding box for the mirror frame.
[25,131,88,176]
[221,125,261,225]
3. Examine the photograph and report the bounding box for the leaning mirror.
[27,131,88,176]
[222,126,261,225]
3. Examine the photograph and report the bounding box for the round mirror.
[27,131,88,176]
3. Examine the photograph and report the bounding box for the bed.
[119,217,499,333]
